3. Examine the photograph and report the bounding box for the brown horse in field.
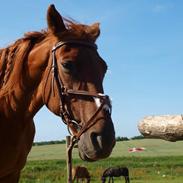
[72,166,90,183]
[0,4,115,183]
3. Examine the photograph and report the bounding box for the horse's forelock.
[62,18,100,41]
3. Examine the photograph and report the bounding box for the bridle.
[47,40,112,142]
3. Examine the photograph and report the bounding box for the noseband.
[49,40,112,141]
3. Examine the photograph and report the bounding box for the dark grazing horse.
[101,167,130,183]
[0,4,115,182]
[72,166,90,183]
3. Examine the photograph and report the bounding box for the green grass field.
[20,139,183,182]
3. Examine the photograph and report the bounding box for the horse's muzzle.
[77,118,115,161]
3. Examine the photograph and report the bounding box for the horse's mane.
[0,31,47,90]
[0,18,97,90]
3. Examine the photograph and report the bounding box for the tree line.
[116,135,144,141]
[33,135,144,146]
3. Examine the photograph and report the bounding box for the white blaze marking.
[94,97,101,108]
[94,96,111,114]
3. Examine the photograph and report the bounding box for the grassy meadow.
[20,139,183,182]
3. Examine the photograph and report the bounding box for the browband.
[52,40,98,52]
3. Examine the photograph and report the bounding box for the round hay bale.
[138,115,183,142]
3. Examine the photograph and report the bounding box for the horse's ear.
[47,4,66,34]
[87,22,100,41]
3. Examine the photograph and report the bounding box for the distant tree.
[131,135,144,140]
[33,140,66,146]
[116,136,129,141]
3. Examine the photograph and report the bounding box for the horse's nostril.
[96,135,103,149]
[90,132,97,144]
[90,132,103,149]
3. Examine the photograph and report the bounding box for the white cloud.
[152,3,173,13]
[153,4,167,13]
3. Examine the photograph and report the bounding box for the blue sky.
[0,0,183,142]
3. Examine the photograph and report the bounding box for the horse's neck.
[1,37,55,118]
[27,83,44,118]
[0,75,42,119]
[0,84,43,119]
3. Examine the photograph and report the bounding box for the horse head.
[31,5,115,161]
[101,176,106,183]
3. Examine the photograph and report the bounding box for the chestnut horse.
[0,4,115,183]
[72,166,90,183]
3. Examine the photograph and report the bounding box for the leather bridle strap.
[52,40,97,52]
[51,40,111,140]
[61,87,111,139]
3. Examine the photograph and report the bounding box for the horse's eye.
[61,61,76,74]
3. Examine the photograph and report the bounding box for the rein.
[50,40,112,143]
